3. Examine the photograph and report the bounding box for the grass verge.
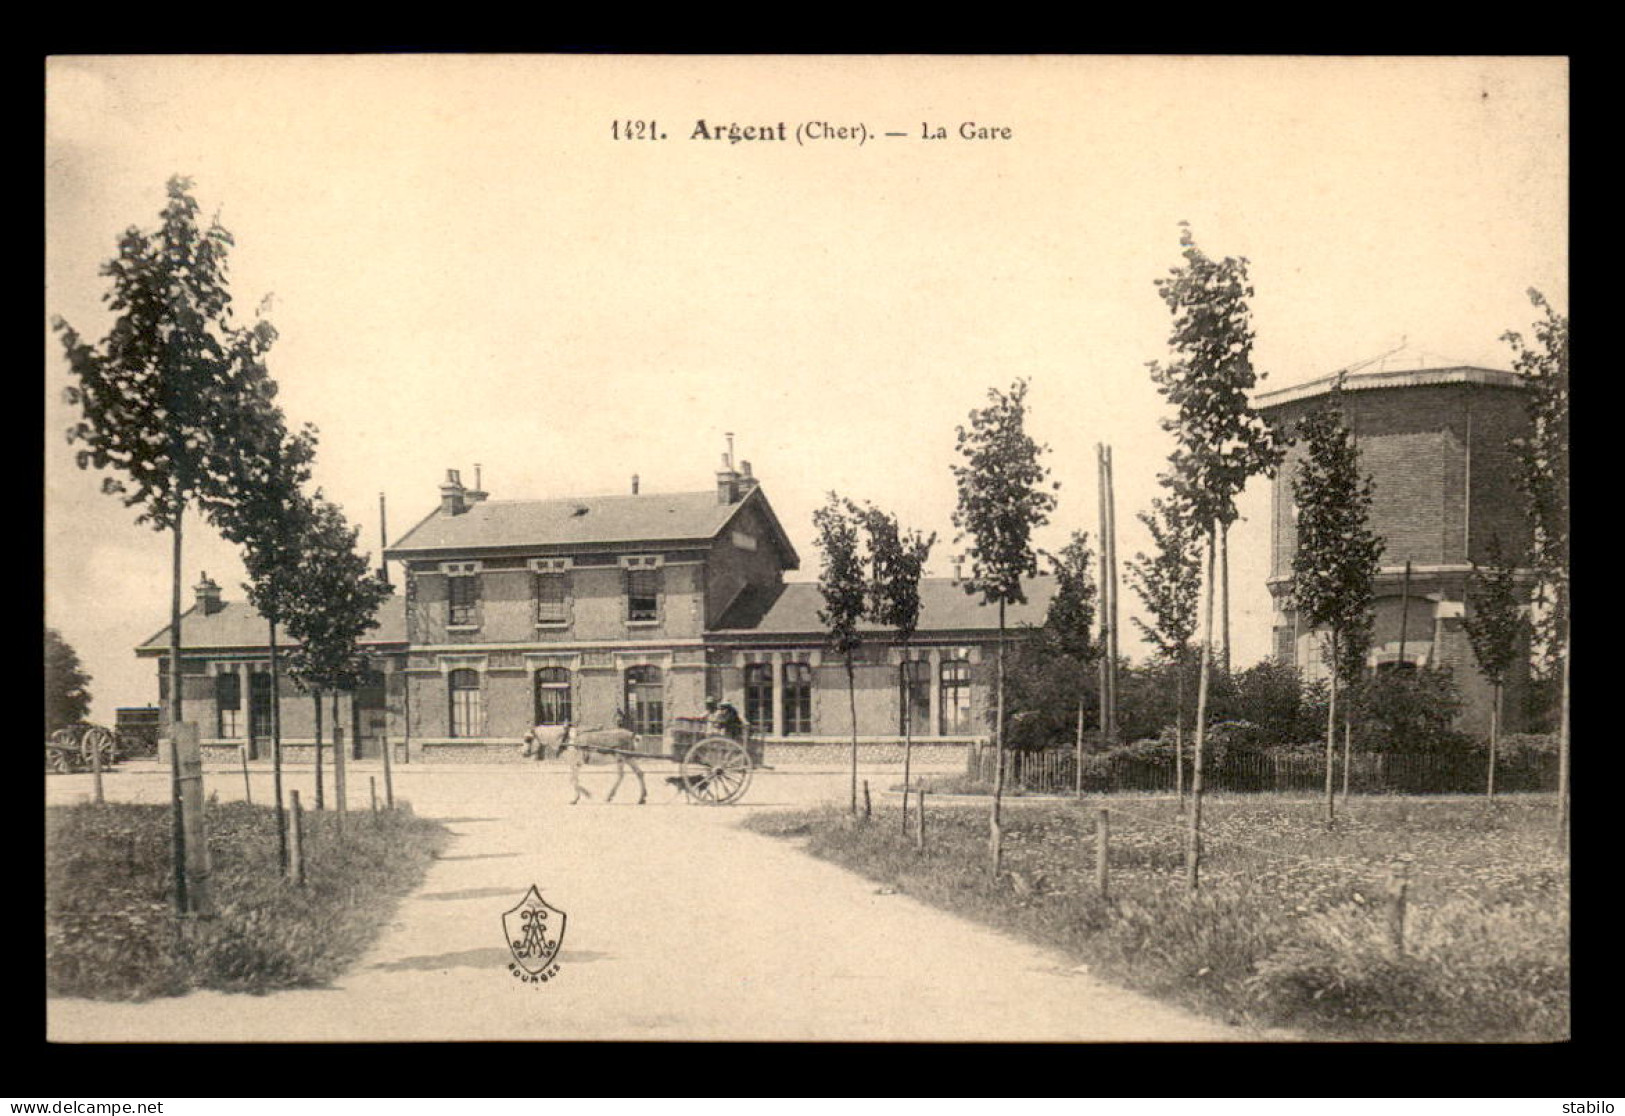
[47,800,450,1000]
[743,795,1568,1041]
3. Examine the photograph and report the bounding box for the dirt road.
[47,764,1264,1041]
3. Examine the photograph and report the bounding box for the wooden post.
[371,775,379,814]
[1105,445,1120,744]
[333,690,347,835]
[1095,807,1110,898]
[240,744,252,805]
[289,790,306,886]
[313,689,325,810]
[862,778,871,820]
[90,730,104,806]
[1558,632,1569,853]
[381,687,396,809]
[1386,861,1409,957]
[173,722,213,916]
[915,789,926,852]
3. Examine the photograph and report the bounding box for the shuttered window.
[535,572,570,625]
[626,568,661,622]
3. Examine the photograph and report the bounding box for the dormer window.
[621,555,663,623]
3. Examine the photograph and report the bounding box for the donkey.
[522,712,648,805]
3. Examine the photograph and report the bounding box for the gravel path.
[47,764,1272,1042]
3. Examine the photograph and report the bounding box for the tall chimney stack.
[379,491,391,586]
[715,438,742,505]
[194,571,225,616]
[737,459,758,496]
[465,463,489,505]
[631,474,640,495]
[440,468,468,516]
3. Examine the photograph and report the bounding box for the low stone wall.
[198,740,971,766]
[760,742,967,766]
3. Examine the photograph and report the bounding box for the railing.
[967,746,1561,795]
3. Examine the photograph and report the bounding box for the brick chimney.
[194,572,225,615]
[631,473,640,495]
[464,463,488,506]
[715,436,742,505]
[440,468,468,516]
[737,459,758,497]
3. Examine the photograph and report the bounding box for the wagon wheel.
[48,728,80,774]
[680,735,753,805]
[81,727,116,768]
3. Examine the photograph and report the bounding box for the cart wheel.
[680,736,753,805]
[82,727,116,768]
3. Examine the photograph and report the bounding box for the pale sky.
[44,55,1568,721]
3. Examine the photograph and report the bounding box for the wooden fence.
[968,746,1560,795]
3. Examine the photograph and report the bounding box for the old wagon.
[45,723,118,774]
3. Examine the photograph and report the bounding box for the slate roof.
[711,576,1059,638]
[387,487,798,567]
[137,595,407,654]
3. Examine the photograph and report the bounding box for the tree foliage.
[1041,530,1098,665]
[1503,289,1568,669]
[812,493,868,664]
[56,176,279,532]
[1126,494,1202,663]
[1147,225,1284,531]
[282,498,394,694]
[1464,535,1527,690]
[856,503,935,646]
[1289,383,1384,655]
[950,378,1059,607]
[45,628,94,732]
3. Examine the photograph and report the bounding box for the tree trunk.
[1488,680,1502,803]
[847,659,858,814]
[313,688,325,810]
[167,504,188,915]
[333,688,347,832]
[903,657,915,833]
[1219,521,1231,674]
[269,620,287,870]
[1186,526,1216,892]
[1325,631,1339,828]
[1075,692,1086,800]
[1341,711,1352,802]
[1175,655,1186,810]
[990,601,1007,879]
[1557,633,1569,851]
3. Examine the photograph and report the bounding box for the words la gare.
[923,122,1014,140]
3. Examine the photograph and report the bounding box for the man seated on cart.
[704,695,745,740]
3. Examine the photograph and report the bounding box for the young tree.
[857,504,936,831]
[283,497,394,830]
[45,628,94,733]
[56,176,281,914]
[1148,224,1284,888]
[1502,289,1568,846]
[951,378,1058,877]
[1040,531,1099,798]
[1464,536,1527,803]
[812,494,868,815]
[1126,493,1203,805]
[211,404,318,865]
[1504,290,1569,672]
[57,177,278,736]
[1290,384,1383,827]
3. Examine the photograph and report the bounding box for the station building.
[138,450,1053,764]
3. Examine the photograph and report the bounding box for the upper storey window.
[442,561,482,627]
[621,555,663,623]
